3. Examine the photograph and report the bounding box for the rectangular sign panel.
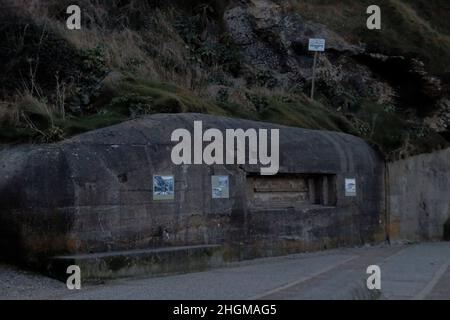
[212,175,230,199]
[308,38,326,52]
[345,178,357,197]
[153,175,175,200]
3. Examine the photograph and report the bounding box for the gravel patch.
[0,263,68,300]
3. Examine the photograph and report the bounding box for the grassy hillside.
[0,0,448,159]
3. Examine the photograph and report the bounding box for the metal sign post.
[311,51,318,100]
[308,38,326,100]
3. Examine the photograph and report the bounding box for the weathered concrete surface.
[48,245,224,281]
[0,113,385,273]
[388,148,450,241]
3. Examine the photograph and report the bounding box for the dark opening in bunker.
[246,173,337,210]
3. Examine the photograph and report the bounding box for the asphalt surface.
[1,242,449,300]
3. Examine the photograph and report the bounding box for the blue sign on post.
[308,38,326,100]
[308,38,326,52]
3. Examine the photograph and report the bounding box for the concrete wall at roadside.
[388,148,450,241]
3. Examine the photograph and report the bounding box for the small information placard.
[211,175,230,199]
[153,175,175,200]
[345,178,357,197]
[308,38,326,52]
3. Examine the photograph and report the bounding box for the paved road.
[1,242,450,300]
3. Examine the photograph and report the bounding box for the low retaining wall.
[388,148,450,241]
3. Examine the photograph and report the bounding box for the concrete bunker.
[0,113,386,278]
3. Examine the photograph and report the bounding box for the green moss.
[258,94,355,133]
[217,91,355,133]
[218,101,258,121]
[61,112,127,137]
[92,80,357,137]
[95,77,227,117]
[0,127,35,143]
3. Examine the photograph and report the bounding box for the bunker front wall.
[0,114,386,264]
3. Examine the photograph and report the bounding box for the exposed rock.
[224,0,363,88]
[424,99,450,132]
[221,0,447,123]
[222,0,389,110]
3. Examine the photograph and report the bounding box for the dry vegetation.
[0,0,217,142]
[0,0,448,158]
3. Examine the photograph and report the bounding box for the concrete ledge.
[47,245,224,281]
[45,238,367,282]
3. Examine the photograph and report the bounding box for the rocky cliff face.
[0,0,449,158]
[190,0,450,157]
[224,0,362,88]
[221,1,447,113]
[222,1,391,106]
